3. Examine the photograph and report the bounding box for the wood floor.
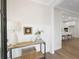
[14,39,79,59]
[45,39,79,59]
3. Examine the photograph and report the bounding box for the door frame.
[1,0,7,59]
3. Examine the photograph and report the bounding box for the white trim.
[32,0,49,6]
[50,0,64,7]
[32,0,62,7]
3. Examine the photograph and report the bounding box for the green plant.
[35,30,43,35]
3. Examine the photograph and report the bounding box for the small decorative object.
[34,30,44,42]
[24,27,32,35]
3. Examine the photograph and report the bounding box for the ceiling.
[57,0,79,14]
[32,0,79,14]
[32,0,55,5]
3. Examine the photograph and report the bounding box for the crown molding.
[32,0,50,6]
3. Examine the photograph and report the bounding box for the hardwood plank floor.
[45,39,79,59]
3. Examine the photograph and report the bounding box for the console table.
[8,41,46,59]
[62,34,72,40]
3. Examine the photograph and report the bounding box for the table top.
[8,41,45,49]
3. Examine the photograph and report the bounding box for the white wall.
[7,0,55,58]
[54,8,62,50]
[73,19,79,38]
[7,0,51,25]
[50,7,55,53]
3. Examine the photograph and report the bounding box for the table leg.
[40,44,42,52]
[44,43,46,59]
[9,48,12,59]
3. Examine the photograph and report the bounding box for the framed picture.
[24,27,32,34]
[64,28,68,32]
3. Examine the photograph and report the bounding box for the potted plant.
[34,30,44,42]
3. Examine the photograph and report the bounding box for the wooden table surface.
[8,41,45,49]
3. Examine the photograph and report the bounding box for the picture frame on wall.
[64,28,68,32]
[24,27,32,35]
